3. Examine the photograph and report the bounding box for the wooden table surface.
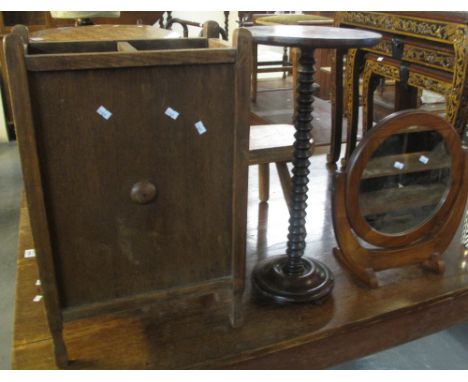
[29,24,180,42]
[247,25,381,49]
[12,155,468,369]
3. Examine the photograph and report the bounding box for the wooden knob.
[130,181,157,205]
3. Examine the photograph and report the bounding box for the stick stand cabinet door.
[4,25,252,367]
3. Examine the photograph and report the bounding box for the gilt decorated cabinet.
[4,25,251,367]
[334,11,468,164]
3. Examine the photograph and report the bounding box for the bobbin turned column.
[247,25,382,304]
[252,48,334,303]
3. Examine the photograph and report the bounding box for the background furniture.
[0,11,171,140]
[0,83,7,142]
[166,17,228,40]
[301,11,336,100]
[247,13,334,103]
[248,25,381,304]
[332,11,468,166]
[49,11,121,26]
[4,24,251,367]
[249,119,295,208]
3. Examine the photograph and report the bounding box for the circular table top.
[30,25,180,42]
[247,25,382,49]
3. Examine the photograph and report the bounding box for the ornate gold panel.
[338,11,468,132]
[361,60,400,132]
[365,40,393,56]
[337,11,465,44]
[344,48,358,122]
[402,44,455,72]
[407,72,452,96]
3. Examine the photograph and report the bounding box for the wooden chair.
[166,17,228,40]
[249,119,295,209]
[248,117,332,210]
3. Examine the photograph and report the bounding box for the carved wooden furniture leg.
[258,163,270,202]
[275,162,292,211]
[327,48,345,166]
[394,81,418,111]
[252,48,334,303]
[362,73,380,134]
[342,49,363,168]
[251,42,258,102]
[5,28,69,369]
[224,11,230,36]
[291,47,300,118]
[282,46,289,79]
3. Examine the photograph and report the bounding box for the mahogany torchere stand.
[248,25,382,303]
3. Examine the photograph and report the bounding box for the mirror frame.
[345,110,464,248]
[332,110,468,288]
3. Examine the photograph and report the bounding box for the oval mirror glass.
[359,126,452,235]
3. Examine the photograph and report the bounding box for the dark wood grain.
[230,28,252,326]
[5,27,251,366]
[28,38,209,55]
[248,25,381,49]
[4,32,68,367]
[25,49,237,71]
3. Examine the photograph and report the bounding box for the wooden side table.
[248,25,381,303]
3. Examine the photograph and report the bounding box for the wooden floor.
[11,78,468,369]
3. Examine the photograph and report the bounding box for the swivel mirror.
[333,110,468,287]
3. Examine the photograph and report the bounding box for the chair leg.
[282,46,288,79]
[291,48,300,120]
[275,162,292,210]
[327,49,344,166]
[252,42,258,102]
[258,163,270,202]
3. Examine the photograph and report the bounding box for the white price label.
[24,249,36,258]
[164,107,180,120]
[96,105,112,120]
[419,155,430,164]
[194,121,207,135]
[393,161,405,170]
